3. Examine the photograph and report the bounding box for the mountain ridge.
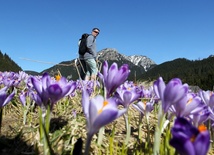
[1,49,214,90]
[40,48,156,81]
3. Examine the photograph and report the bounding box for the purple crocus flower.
[0,86,15,107]
[153,77,189,113]
[199,90,214,108]
[168,93,205,119]
[114,85,142,108]
[98,61,130,97]
[170,117,210,155]
[189,106,210,127]
[82,88,127,136]
[132,100,154,120]
[199,90,214,121]
[19,90,27,106]
[30,72,76,109]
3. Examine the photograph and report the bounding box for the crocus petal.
[132,101,146,114]
[102,61,108,82]
[31,93,43,107]
[182,97,204,116]
[194,131,210,155]
[170,117,210,155]
[122,91,132,107]
[101,61,130,97]
[19,91,26,106]
[113,64,130,85]
[163,79,188,112]
[153,77,165,99]
[42,72,51,89]
[170,136,195,155]
[106,63,119,95]
[2,91,15,107]
[31,77,43,95]
[86,94,127,136]
[66,82,77,96]
[48,84,63,102]
[91,109,118,135]
[82,87,90,118]
[199,90,211,106]
[209,94,214,109]
[164,79,188,104]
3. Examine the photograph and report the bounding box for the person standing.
[83,28,100,81]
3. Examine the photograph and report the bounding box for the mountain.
[1,49,214,90]
[39,49,214,90]
[141,55,214,90]
[0,51,22,72]
[125,55,156,71]
[41,48,156,81]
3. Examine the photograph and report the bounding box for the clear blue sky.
[0,0,214,72]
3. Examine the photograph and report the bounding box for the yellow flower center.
[55,74,61,81]
[187,97,193,105]
[190,124,207,142]
[198,124,207,132]
[98,100,108,114]
[127,87,132,91]
[143,100,147,106]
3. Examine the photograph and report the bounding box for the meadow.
[0,60,214,155]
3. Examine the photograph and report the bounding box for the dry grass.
[0,94,214,155]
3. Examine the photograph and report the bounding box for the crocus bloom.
[99,61,130,97]
[82,88,127,136]
[19,90,27,106]
[170,117,210,155]
[132,100,154,120]
[30,72,76,109]
[114,85,142,108]
[168,93,205,119]
[189,107,210,127]
[0,86,15,107]
[199,90,214,121]
[153,77,189,113]
[199,90,214,108]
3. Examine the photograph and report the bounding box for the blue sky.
[0,0,214,72]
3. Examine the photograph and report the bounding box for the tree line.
[0,50,22,72]
[1,49,214,91]
[141,56,214,91]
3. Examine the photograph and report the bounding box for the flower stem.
[124,113,131,145]
[97,127,104,146]
[84,133,93,155]
[39,105,53,155]
[153,104,166,155]
[138,113,143,140]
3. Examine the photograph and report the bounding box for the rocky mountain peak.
[40,48,157,81]
[98,48,125,61]
[98,48,156,71]
[125,55,156,71]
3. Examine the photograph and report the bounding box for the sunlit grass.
[0,70,214,154]
[2,93,211,154]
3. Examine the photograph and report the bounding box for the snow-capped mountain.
[125,55,156,71]
[98,48,156,72]
[42,48,157,81]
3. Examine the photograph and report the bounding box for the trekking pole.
[77,58,86,74]
[74,59,82,79]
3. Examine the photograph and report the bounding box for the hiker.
[79,28,100,81]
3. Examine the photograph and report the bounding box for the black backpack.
[78,33,89,55]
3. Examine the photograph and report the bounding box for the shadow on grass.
[49,116,68,133]
[0,134,38,155]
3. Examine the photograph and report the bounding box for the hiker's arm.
[86,36,96,57]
